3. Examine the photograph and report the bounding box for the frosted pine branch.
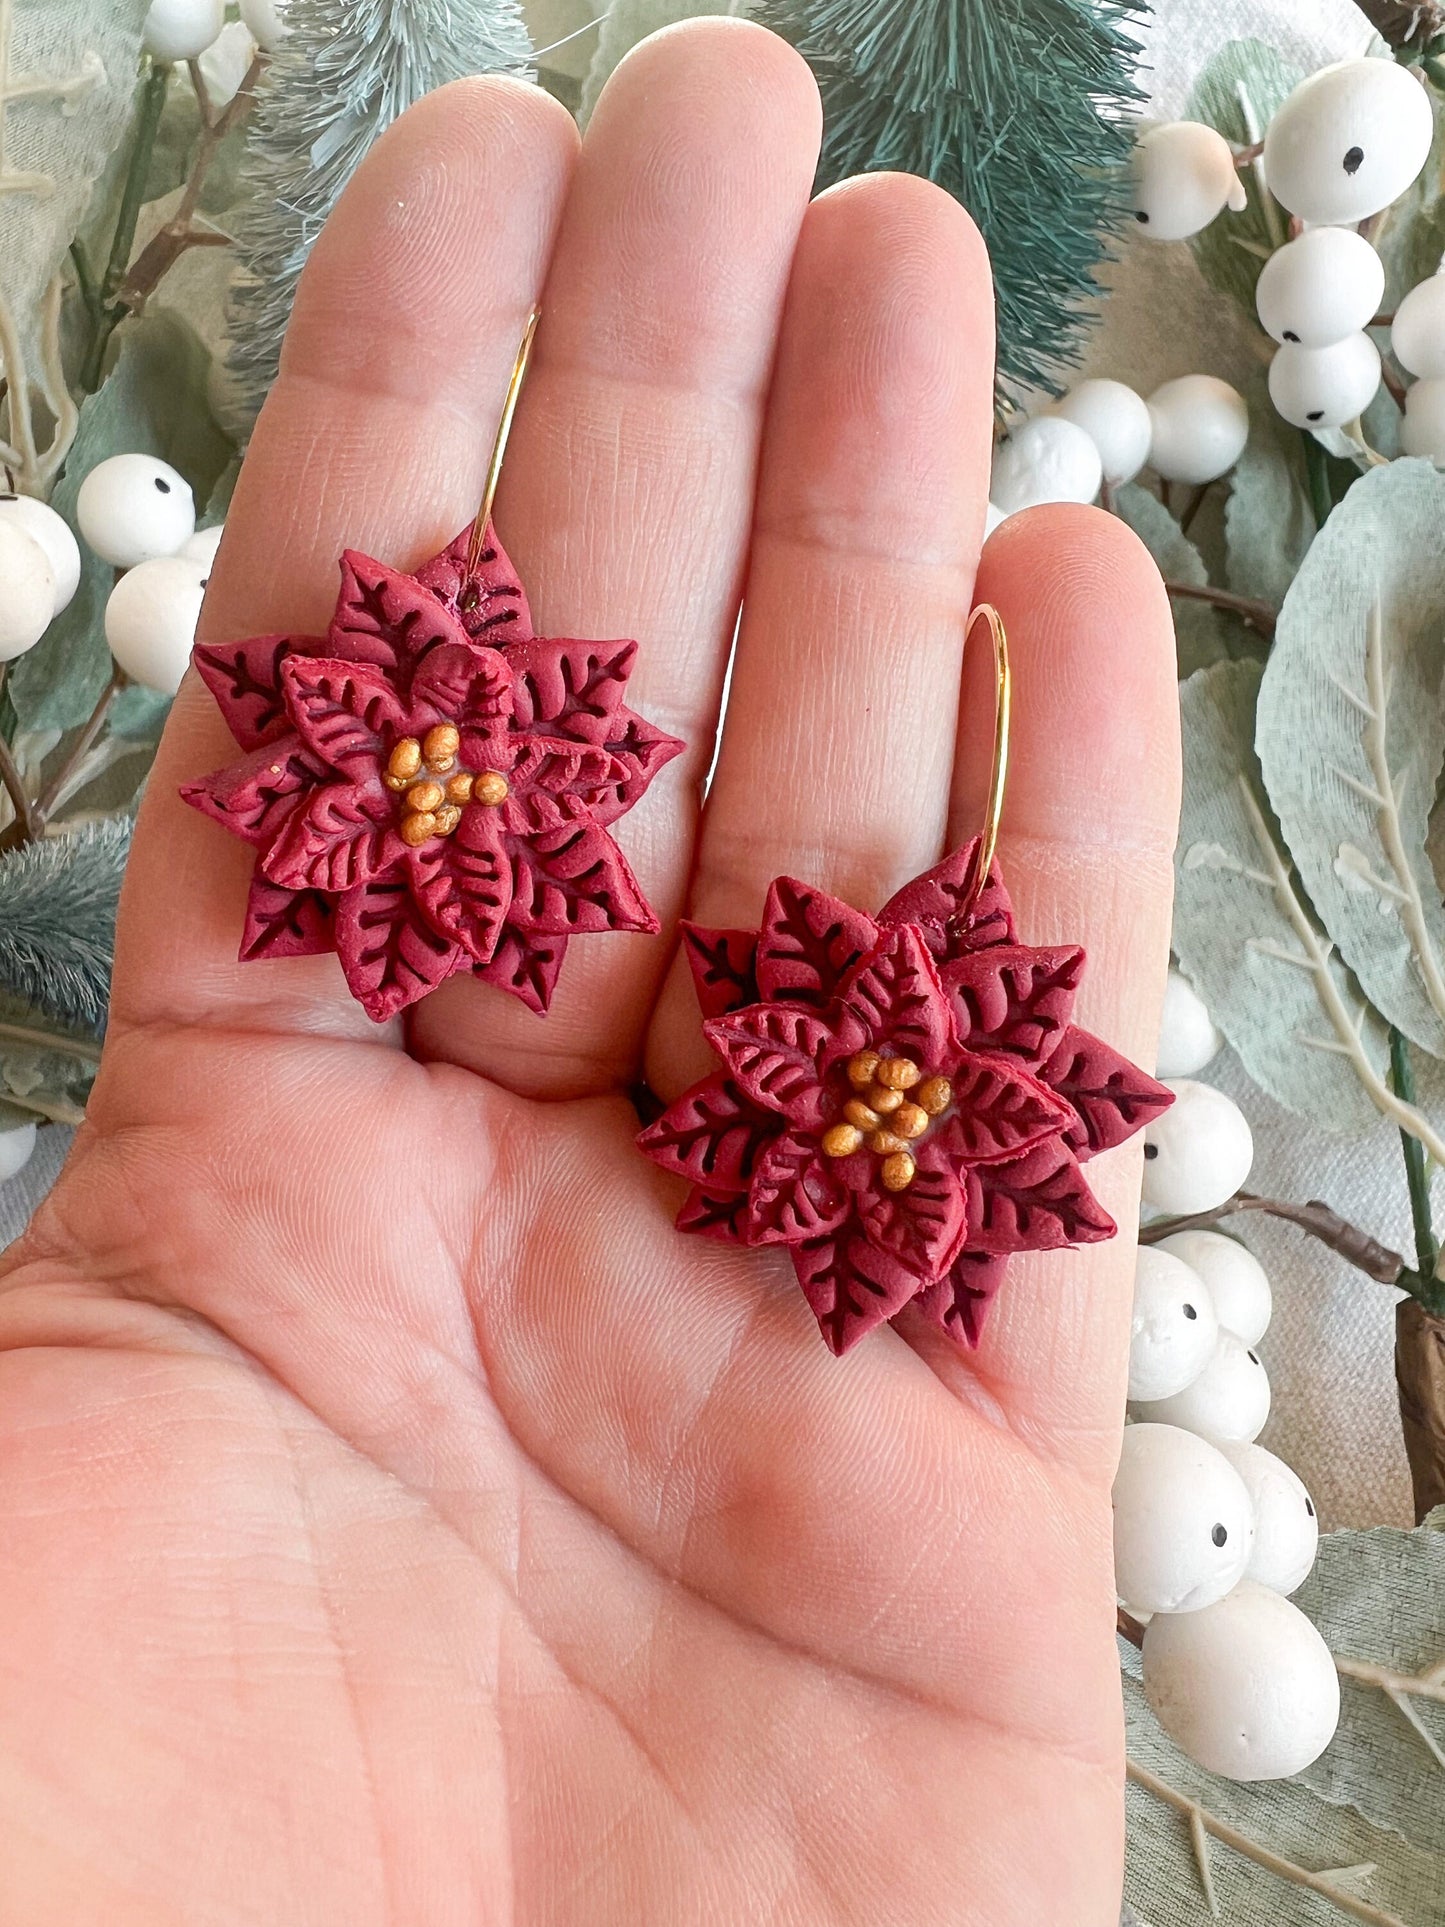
[225,0,534,426]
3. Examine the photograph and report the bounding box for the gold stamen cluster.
[821,1051,952,1193]
[384,724,509,848]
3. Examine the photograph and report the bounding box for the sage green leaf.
[1256,458,1445,1059]
[8,311,234,732]
[0,991,99,1127]
[1173,660,1388,1136]
[1377,84,1445,311]
[1113,484,1242,676]
[0,0,150,456]
[580,1,752,123]
[1185,41,1302,317]
[1225,415,1315,610]
[1125,1672,1445,1927]
[1294,1511,1445,1852]
[1125,1513,1445,1925]
[108,684,171,741]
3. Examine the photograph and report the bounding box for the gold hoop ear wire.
[465,306,541,581]
[957,602,1012,920]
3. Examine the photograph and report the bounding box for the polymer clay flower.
[638,847,1172,1354]
[182,525,683,1020]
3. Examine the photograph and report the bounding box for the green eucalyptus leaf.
[1185,40,1302,318]
[1173,659,1387,1135]
[1256,458,1445,1059]
[107,683,172,741]
[1113,484,1243,676]
[1225,416,1315,609]
[8,311,233,733]
[0,1,150,406]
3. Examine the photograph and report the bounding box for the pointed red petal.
[857,1140,969,1280]
[755,876,879,1007]
[943,944,1084,1067]
[508,817,658,936]
[907,1251,1010,1348]
[410,808,511,964]
[934,1051,1075,1166]
[469,926,567,1014]
[193,634,324,750]
[261,781,402,893]
[180,737,328,849]
[791,1230,925,1355]
[408,639,513,725]
[703,1003,858,1129]
[589,707,685,825]
[280,656,408,776]
[676,1185,752,1243]
[878,838,1015,958]
[966,1139,1116,1253]
[1038,1025,1174,1160]
[745,1132,851,1244]
[681,923,759,1019]
[636,1075,777,1189]
[330,551,473,672]
[334,877,464,1021]
[506,636,637,744]
[837,924,956,1069]
[500,740,620,837]
[238,876,336,960]
[408,521,533,644]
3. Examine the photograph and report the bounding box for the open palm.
[0,23,1179,1925]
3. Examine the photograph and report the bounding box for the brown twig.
[34,670,125,821]
[113,51,265,323]
[1232,137,1265,165]
[1139,1190,1408,1287]
[1381,359,1408,410]
[1162,579,1277,639]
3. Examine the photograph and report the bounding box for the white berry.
[1218,1441,1319,1595]
[990,416,1101,516]
[1399,377,1445,462]
[0,1122,37,1182]
[1156,1229,1272,1346]
[1263,59,1433,226]
[1129,1247,1219,1401]
[1049,379,1153,486]
[1143,1580,1339,1780]
[1156,968,1222,1079]
[180,523,225,566]
[104,556,210,694]
[77,455,195,568]
[1133,1329,1271,1445]
[142,0,225,61]
[0,497,81,616]
[1391,271,1445,378]
[239,0,288,51]
[198,20,257,106]
[1254,227,1384,350]
[1141,1078,1253,1216]
[0,522,57,661]
[1131,121,1248,242]
[1146,375,1249,484]
[1112,1423,1254,1616]
[1268,333,1381,431]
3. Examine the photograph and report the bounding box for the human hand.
[0,21,1178,1924]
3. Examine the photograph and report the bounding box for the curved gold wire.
[465,306,541,580]
[958,602,1012,919]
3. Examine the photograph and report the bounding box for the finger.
[899,505,1180,1477]
[646,171,994,1095]
[406,21,823,1097]
[110,79,579,1044]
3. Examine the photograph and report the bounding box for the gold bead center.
[384,733,509,847]
[822,1051,953,1191]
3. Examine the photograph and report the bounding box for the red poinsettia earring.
[638,605,1172,1355]
[182,312,684,1021]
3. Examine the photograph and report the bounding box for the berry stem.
[1140,1190,1409,1287]
[1162,578,1276,638]
[80,60,172,393]
[1390,1027,1439,1286]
